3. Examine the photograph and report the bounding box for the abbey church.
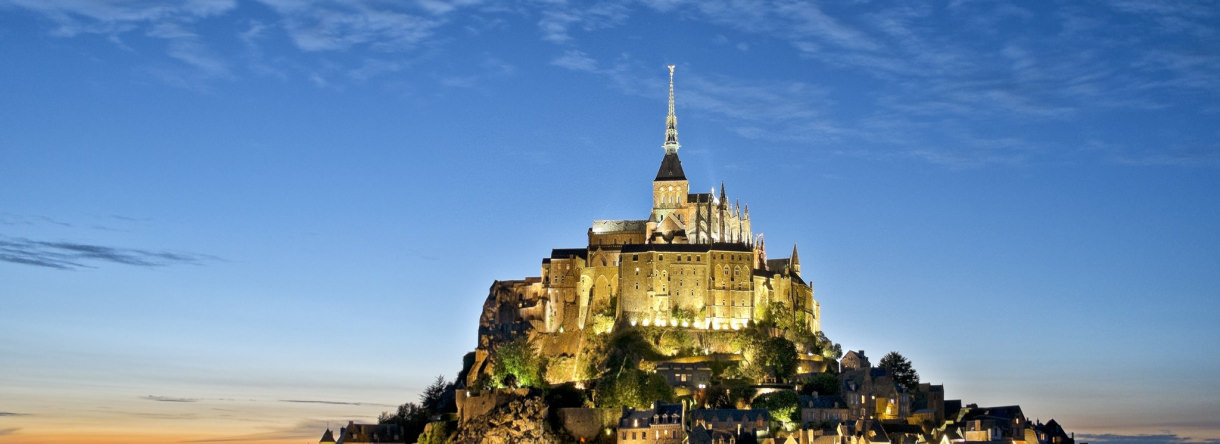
[471,67,820,385]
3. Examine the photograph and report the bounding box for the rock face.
[452,396,555,444]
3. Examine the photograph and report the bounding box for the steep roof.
[799,394,849,409]
[691,408,770,423]
[592,219,648,233]
[655,152,687,181]
[550,248,588,259]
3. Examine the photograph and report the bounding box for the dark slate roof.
[620,242,752,253]
[690,408,770,423]
[620,403,684,428]
[656,152,687,181]
[882,423,925,435]
[945,400,963,418]
[592,219,648,233]
[319,429,335,443]
[550,248,588,259]
[656,361,712,371]
[688,193,714,203]
[963,405,1024,421]
[799,394,848,409]
[767,258,790,271]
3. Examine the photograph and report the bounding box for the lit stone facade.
[471,68,821,384]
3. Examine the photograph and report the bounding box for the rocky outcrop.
[451,395,555,444]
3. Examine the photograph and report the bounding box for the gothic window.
[635,283,639,290]
[633,255,638,261]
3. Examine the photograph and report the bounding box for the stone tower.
[650,65,690,242]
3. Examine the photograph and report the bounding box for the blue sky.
[1,0,1218,442]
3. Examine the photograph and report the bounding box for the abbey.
[477,66,818,351]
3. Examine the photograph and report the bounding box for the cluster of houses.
[316,351,1078,444]
[619,351,1078,444]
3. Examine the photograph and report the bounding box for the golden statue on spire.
[664,65,680,154]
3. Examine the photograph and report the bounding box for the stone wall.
[456,388,530,424]
[451,396,553,444]
[557,407,617,440]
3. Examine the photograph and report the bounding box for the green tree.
[492,337,546,388]
[879,351,919,392]
[763,302,795,331]
[595,368,674,409]
[751,390,800,428]
[760,336,798,382]
[417,420,450,444]
[800,372,839,396]
[378,402,429,443]
[670,306,696,324]
[695,385,732,409]
[419,375,450,413]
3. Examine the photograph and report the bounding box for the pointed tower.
[791,243,801,276]
[651,65,690,230]
[663,65,681,155]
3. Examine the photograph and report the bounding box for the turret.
[791,243,801,276]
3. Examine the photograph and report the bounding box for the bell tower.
[651,65,689,228]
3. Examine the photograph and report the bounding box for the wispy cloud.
[0,428,20,437]
[0,236,217,270]
[545,1,1218,167]
[535,2,629,44]
[550,54,847,151]
[0,412,29,416]
[183,419,332,443]
[279,399,389,406]
[0,0,235,37]
[142,395,199,403]
[550,50,598,72]
[253,0,441,52]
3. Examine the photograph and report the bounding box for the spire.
[654,65,686,181]
[663,65,680,154]
[719,181,727,203]
[791,243,801,275]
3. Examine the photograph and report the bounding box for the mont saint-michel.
[314,68,1082,444]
